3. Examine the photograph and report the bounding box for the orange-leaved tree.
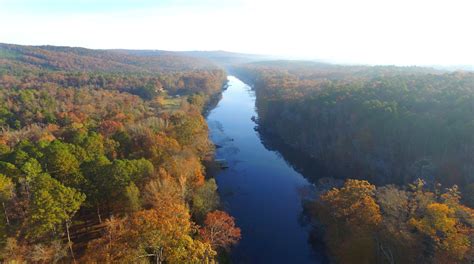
[200,210,241,251]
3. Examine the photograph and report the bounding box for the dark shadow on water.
[256,126,331,185]
[255,126,334,264]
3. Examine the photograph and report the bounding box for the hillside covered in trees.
[0,43,240,263]
[234,61,474,263]
[0,43,226,97]
[234,62,474,188]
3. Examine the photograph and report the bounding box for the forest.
[307,178,473,263]
[233,61,474,263]
[234,62,474,188]
[1,42,473,263]
[0,44,240,263]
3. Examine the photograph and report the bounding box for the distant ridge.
[121,49,275,68]
[0,43,220,74]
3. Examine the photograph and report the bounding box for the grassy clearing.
[159,96,184,112]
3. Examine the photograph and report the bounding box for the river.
[207,76,325,263]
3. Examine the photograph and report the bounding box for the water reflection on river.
[207,76,325,263]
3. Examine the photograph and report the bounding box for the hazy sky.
[0,0,472,66]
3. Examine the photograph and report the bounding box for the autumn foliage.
[311,179,474,263]
[235,62,474,188]
[200,210,241,251]
[0,43,239,263]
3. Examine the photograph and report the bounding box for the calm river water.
[207,76,325,263]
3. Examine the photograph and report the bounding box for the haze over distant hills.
[121,49,275,69]
[1,42,472,74]
[0,42,279,73]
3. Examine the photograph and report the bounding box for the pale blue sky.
[1,0,238,14]
[0,0,473,66]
